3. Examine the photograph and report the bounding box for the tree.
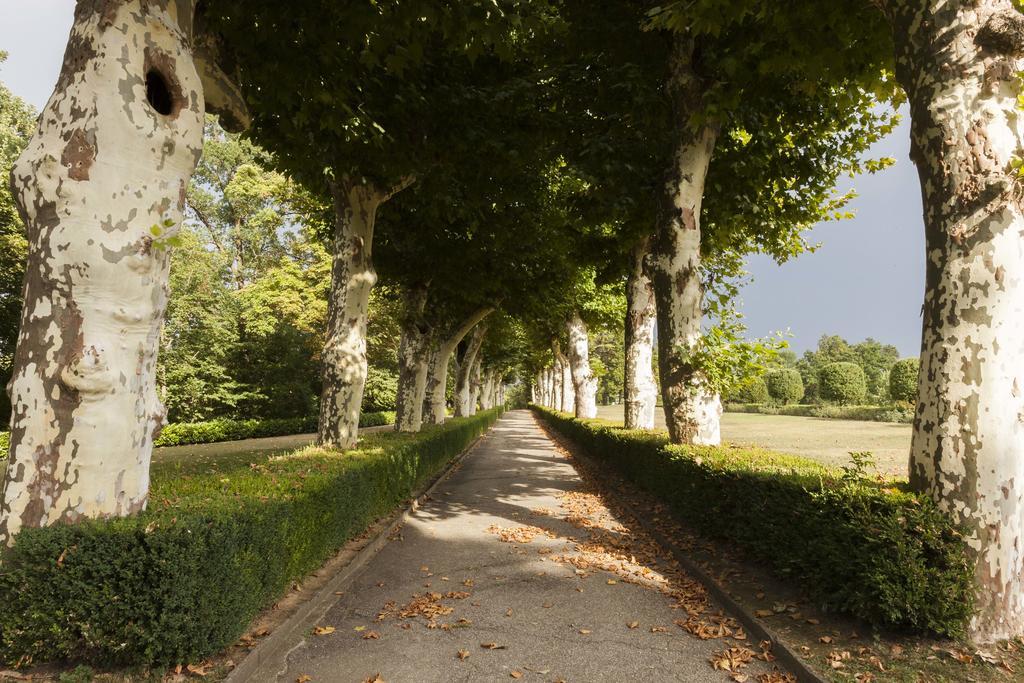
[766,369,803,405]
[818,362,867,405]
[888,357,919,404]
[207,0,542,448]
[0,54,35,427]
[0,1,248,545]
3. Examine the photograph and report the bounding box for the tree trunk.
[650,39,722,446]
[454,323,486,417]
[468,355,483,415]
[552,356,563,413]
[481,370,496,410]
[394,285,431,432]
[317,182,381,448]
[0,1,217,545]
[422,308,492,425]
[625,239,658,429]
[888,0,1024,642]
[566,314,598,419]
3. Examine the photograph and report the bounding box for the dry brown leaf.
[296,676,312,683]
[481,642,507,650]
[754,609,773,618]
[510,672,523,679]
[186,663,210,677]
[579,628,592,634]
[627,621,639,629]
[362,675,384,683]
[313,626,335,636]
[457,649,470,661]
[362,630,380,640]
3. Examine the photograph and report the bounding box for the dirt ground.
[595,405,912,479]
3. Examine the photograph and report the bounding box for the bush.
[765,369,803,405]
[0,413,396,458]
[727,377,769,404]
[819,362,867,405]
[0,408,503,667]
[362,367,399,412]
[532,406,972,636]
[723,403,913,423]
[889,358,920,403]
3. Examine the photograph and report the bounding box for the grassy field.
[595,404,912,478]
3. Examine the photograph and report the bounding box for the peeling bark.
[422,308,492,425]
[624,239,658,430]
[566,314,598,419]
[317,182,381,448]
[394,284,431,433]
[454,323,486,417]
[553,342,575,414]
[467,354,483,416]
[0,0,208,545]
[885,0,1024,642]
[481,369,497,410]
[552,355,563,413]
[650,38,722,446]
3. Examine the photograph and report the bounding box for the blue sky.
[0,1,926,357]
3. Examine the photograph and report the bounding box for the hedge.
[532,406,972,636]
[724,402,914,423]
[728,376,769,404]
[0,408,502,668]
[0,412,396,459]
[819,361,867,405]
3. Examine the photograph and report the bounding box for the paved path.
[272,411,781,683]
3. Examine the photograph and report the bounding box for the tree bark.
[553,342,575,414]
[0,0,225,544]
[650,38,722,446]
[566,314,598,419]
[625,238,658,429]
[552,355,563,413]
[317,182,381,448]
[467,354,483,415]
[394,284,431,432]
[422,308,492,425]
[885,0,1024,642]
[455,323,486,417]
[481,369,496,410]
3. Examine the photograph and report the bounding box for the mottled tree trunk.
[455,323,486,417]
[467,355,483,415]
[394,285,431,432]
[422,308,492,425]
[318,183,381,448]
[0,0,241,544]
[481,369,496,410]
[886,0,1024,642]
[566,314,598,419]
[625,239,658,429]
[650,39,722,446]
[551,357,563,413]
[554,343,575,414]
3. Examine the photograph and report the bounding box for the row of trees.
[1,0,1023,643]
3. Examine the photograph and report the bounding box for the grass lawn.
[595,404,912,478]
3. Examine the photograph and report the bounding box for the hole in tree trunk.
[146,70,174,115]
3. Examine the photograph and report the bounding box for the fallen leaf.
[313,626,335,636]
[297,676,312,683]
[606,579,617,585]
[627,621,639,629]
[481,642,507,650]
[362,675,384,683]
[805,618,820,625]
[579,629,592,635]
[506,608,514,616]
[457,650,470,661]
[820,636,833,644]
[754,610,773,618]
[510,672,523,679]
[650,626,668,633]
[542,602,553,608]
[362,631,380,640]
[186,663,210,677]
[354,626,366,632]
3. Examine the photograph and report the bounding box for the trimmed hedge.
[724,402,914,423]
[0,412,396,458]
[728,377,769,404]
[765,369,803,405]
[819,362,867,405]
[889,358,920,403]
[0,408,501,667]
[532,406,972,636]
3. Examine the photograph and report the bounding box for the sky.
[0,1,927,357]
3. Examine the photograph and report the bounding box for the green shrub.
[0,408,502,667]
[723,402,913,423]
[727,377,769,404]
[765,369,803,405]
[889,358,920,403]
[532,407,972,636]
[362,368,399,412]
[819,362,867,405]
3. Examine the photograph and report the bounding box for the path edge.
[225,424,494,683]
[534,413,827,683]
